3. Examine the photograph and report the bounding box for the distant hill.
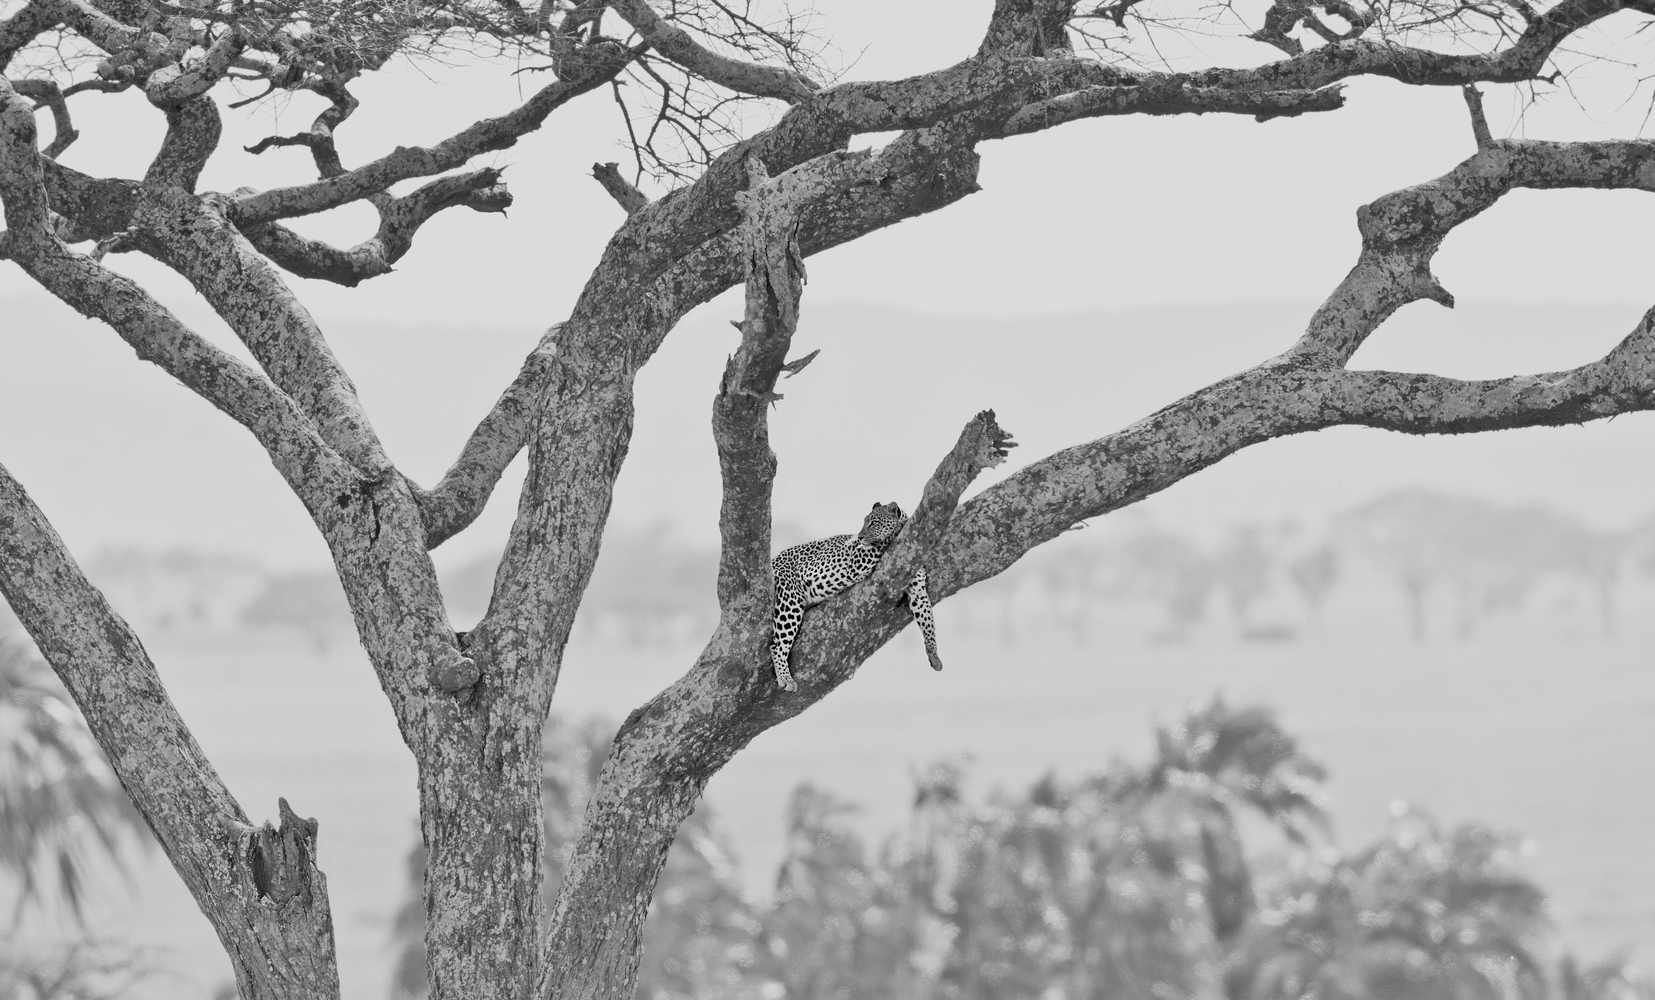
[5,293,1653,572]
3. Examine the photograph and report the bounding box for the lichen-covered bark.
[0,465,341,1000]
[8,2,1655,999]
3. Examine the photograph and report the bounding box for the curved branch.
[144,94,220,190]
[10,78,78,157]
[244,167,513,286]
[1289,136,1655,364]
[607,0,819,102]
[0,2,59,70]
[144,22,245,108]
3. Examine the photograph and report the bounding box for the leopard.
[769,501,942,691]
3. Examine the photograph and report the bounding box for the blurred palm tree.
[0,626,149,922]
[1556,953,1655,1000]
[1117,697,1330,944]
[1228,807,1548,1000]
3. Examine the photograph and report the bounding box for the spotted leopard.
[769,501,941,691]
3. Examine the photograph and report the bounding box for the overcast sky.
[5,0,1655,566]
[5,0,1655,326]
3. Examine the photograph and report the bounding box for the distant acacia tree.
[5,0,1655,997]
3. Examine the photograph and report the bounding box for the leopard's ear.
[871,503,880,510]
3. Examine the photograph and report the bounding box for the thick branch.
[0,78,349,510]
[874,410,1016,600]
[0,464,342,1000]
[710,152,841,611]
[134,187,395,475]
[0,3,58,70]
[39,157,139,242]
[607,0,818,102]
[1002,80,1346,134]
[145,94,220,191]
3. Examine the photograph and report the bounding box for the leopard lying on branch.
[768,502,940,691]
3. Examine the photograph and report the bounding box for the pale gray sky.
[5,0,1655,568]
[5,1,1655,326]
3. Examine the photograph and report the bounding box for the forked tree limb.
[0,461,344,1000]
[229,42,637,225]
[711,149,882,613]
[1288,136,1655,365]
[9,78,78,156]
[245,167,513,286]
[0,78,350,507]
[875,410,1017,601]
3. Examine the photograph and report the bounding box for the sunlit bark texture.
[3,0,1654,997]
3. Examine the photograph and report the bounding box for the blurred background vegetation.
[5,485,1655,999]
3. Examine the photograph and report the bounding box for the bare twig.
[608,0,819,102]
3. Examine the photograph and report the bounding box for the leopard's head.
[857,502,907,547]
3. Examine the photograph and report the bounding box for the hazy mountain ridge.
[8,295,1655,568]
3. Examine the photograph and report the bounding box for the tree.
[1228,807,1550,1000]
[0,625,148,922]
[2,0,1654,997]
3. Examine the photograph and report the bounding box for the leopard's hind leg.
[907,569,943,672]
[770,582,807,691]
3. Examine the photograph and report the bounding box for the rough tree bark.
[2,0,1654,998]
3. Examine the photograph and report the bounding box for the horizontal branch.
[245,167,512,286]
[930,323,1655,602]
[1001,80,1346,135]
[230,43,636,225]
[1191,0,1630,91]
[39,158,139,242]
